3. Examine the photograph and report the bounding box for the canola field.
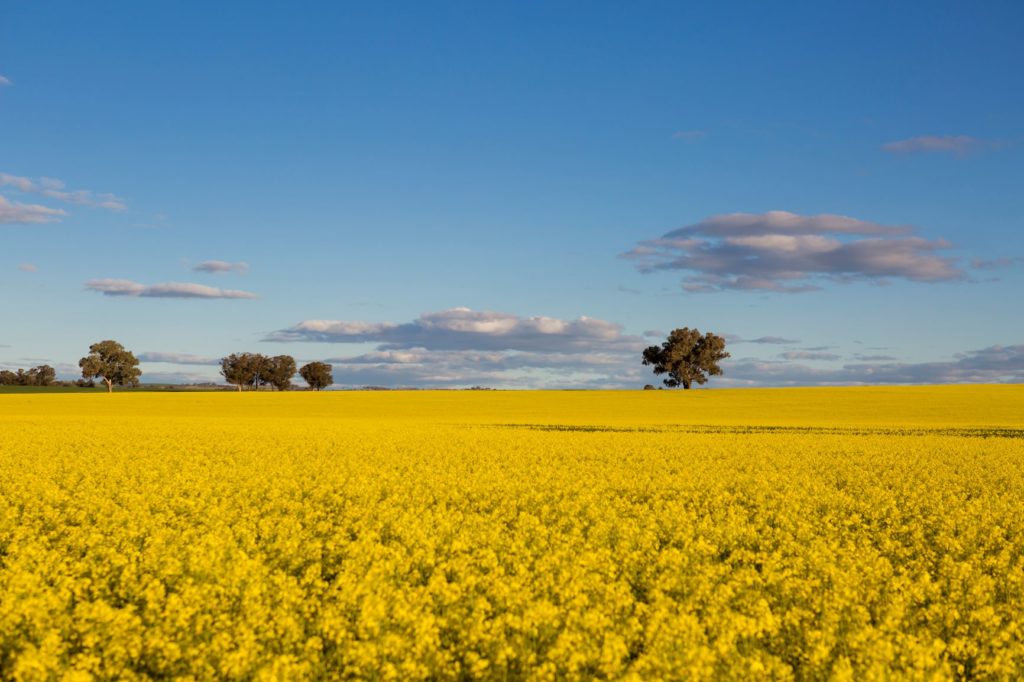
[1,386,1023,680]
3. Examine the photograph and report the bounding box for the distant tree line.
[220,353,333,391]
[0,364,57,386]
[63,341,337,393]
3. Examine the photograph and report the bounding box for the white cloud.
[138,352,221,365]
[0,172,126,211]
[0,75,10,87]
[622,210,963,293]
[0,196,67,224]
[882,135,989,157]
[85,279,258,299]
[193,260,250,274]
[17,263,38,272]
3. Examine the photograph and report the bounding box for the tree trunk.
[105,378,113,393]
[236,383,242,392]
[682,378,691,389]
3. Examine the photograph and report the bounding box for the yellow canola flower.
[0,385,1022,679]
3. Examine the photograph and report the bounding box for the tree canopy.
[642,328,729,389]
[299,362,334,391]
[0,365,56,386]
[221,353,297,391]
[79,340,141,392]
[265,355,297,391]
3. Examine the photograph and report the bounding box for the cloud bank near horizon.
[266,307,641,353]
[622,210,962,293]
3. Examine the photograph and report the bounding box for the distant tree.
[299,361,333,391]
[28,365,56,386]
[265,355,297,391]
[220,352,278,391]
[0,370,17,385]
[247,353,271,390]
[642,328,730,389]
[221,353,255,391]
[643,384,656,390]
[79,340,141,392]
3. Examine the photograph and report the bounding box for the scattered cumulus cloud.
[85,279,258,299]
[0,172,126,211]
[622,210,962,293]
[193,260,249,274]
[881,135,991,157]
[0,196,67,225]
[137,352,221,365]
[17,263,38,272]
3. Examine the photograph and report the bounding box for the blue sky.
[2,1,1023,387]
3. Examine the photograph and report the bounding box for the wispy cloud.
[881,135,992,157]
[622,210,963,293]
[0,75,11,87]
[0,172,126,211]
[85,279,258,299]
[729,335,800,345]
[971,256,1023,270]
[17,263,38,272]
[192,260,250,274]
[779,351,841,361]
[0,196,67,225]
[672,130,706,142]
[137,352,221,365]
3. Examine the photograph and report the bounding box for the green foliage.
[0,365,57,386]
[299,361,334,391]
[78,340,141,392]
[221,353,297,391]
[643,328,730,389]
[220,353,254,391]
[265,355,297,391]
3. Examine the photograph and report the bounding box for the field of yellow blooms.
[2,386,1023,680]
